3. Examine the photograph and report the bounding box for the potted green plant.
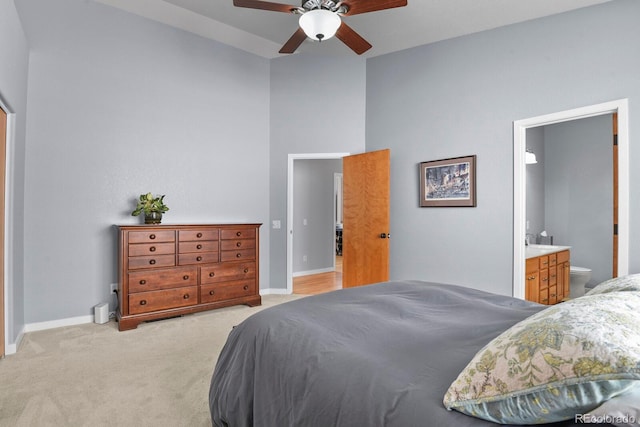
[131,192,169,224]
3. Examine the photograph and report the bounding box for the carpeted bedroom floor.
[0,294,302,427]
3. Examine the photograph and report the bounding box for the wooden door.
[0,106,6,358]
[342,149,390,288]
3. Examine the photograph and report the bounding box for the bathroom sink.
[525,244,571,258]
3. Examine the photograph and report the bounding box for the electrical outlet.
[110,283,118,294]
[303,255,308,263]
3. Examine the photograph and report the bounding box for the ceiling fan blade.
[279,28,308,54]
[341,0,407,16]
[233,0,298,13]
[335,22,372,55]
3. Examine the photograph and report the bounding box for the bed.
[209,279,640,426]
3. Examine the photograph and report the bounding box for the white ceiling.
[95,0,613,58]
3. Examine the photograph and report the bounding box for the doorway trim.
[287,153,349,294]
[513,99,629,299]
[0,94,14,357]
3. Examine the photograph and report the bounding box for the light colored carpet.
[0,295,302,427]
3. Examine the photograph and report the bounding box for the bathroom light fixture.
[525,149,538,164]
[299,9,342,42]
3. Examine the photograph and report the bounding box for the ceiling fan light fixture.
[299,9,341,42]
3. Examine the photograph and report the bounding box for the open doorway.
[513,99,629,300]
[287,153,349,294]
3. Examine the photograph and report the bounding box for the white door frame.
[287,153,349,294]
[1,95,15,355]
[513,99,629,299]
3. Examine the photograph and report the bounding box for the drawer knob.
[209,290,215,295]
[149,234,156,240]
[243,285,248,291]
[542,278,548,282]
[197,233,203,238]
[183,294,190,300]
[527,276,535,281]
[149,246,156,252]
[236,253,241,258]
[196,256,202,261]
[149,259,156,265]
[140,300,147,305]
[236,231,241,237]
[183,275,189,280]
[209,272,215,277]
[542,299,548,303]
[243,268,249,274]
[197,244,202,250]
[236,242,242,247]
[139,280,146,285]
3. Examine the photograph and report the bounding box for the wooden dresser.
[116,223,261,331]
[525,249,570,305]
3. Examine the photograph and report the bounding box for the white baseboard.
[24,315,94,333]
[292,267,334,277]
[260,287,291,295]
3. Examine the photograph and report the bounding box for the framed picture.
[419,155,476,207]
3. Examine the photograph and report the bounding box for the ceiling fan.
[233,0,408,55]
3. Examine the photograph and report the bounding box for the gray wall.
[293,159,342,274]
[544,115,613,285]
[0,0,29,343]
[16,0,270,323]
[269,54,366,290]
[366,0,640,297]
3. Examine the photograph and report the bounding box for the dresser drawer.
[178,252,219,265]
[128,286,198,315]
[200,280,255,304]
[128,266,197,293]
[221,228,254,240]
[128,230,175,244]
[179,229,219,242]
[201,263,256,284]
[128,254,175,270]
[179,241,218,253]
[220,239,256,251]
[128,242,175,257]
[539,269,549,290]
[221,248,255,262]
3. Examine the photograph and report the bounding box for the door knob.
[380,233,391,239]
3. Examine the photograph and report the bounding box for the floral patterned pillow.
[586,274,640,296]
[443,292,640,424]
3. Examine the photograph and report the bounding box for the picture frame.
[419,155,476,207]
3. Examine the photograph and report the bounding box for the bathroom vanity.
[525,245,571,305]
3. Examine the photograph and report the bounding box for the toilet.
[569,266,592,298]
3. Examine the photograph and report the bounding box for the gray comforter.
[209,280,592,426]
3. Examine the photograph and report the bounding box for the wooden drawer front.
[526,258,539,274]
[200,280,256,304]
[128,230,175,244]
[539,269,549,290]
[179,241,218,254]
[539,288,550,305]
[221,228,254,240]
[221,248,256,262]
[178,252,219,265]
[128,254,175,270]
[538,255,550,269]
[128,267,197,293]
[549,265,558,286]
[557,250,570,264]
[221,239,256,251]
[548,253,557,267]
[549,285,558,304]
[128,286,198,315]
[128,242,175,257]
[179,229,219,242]
[201,263,256,285]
